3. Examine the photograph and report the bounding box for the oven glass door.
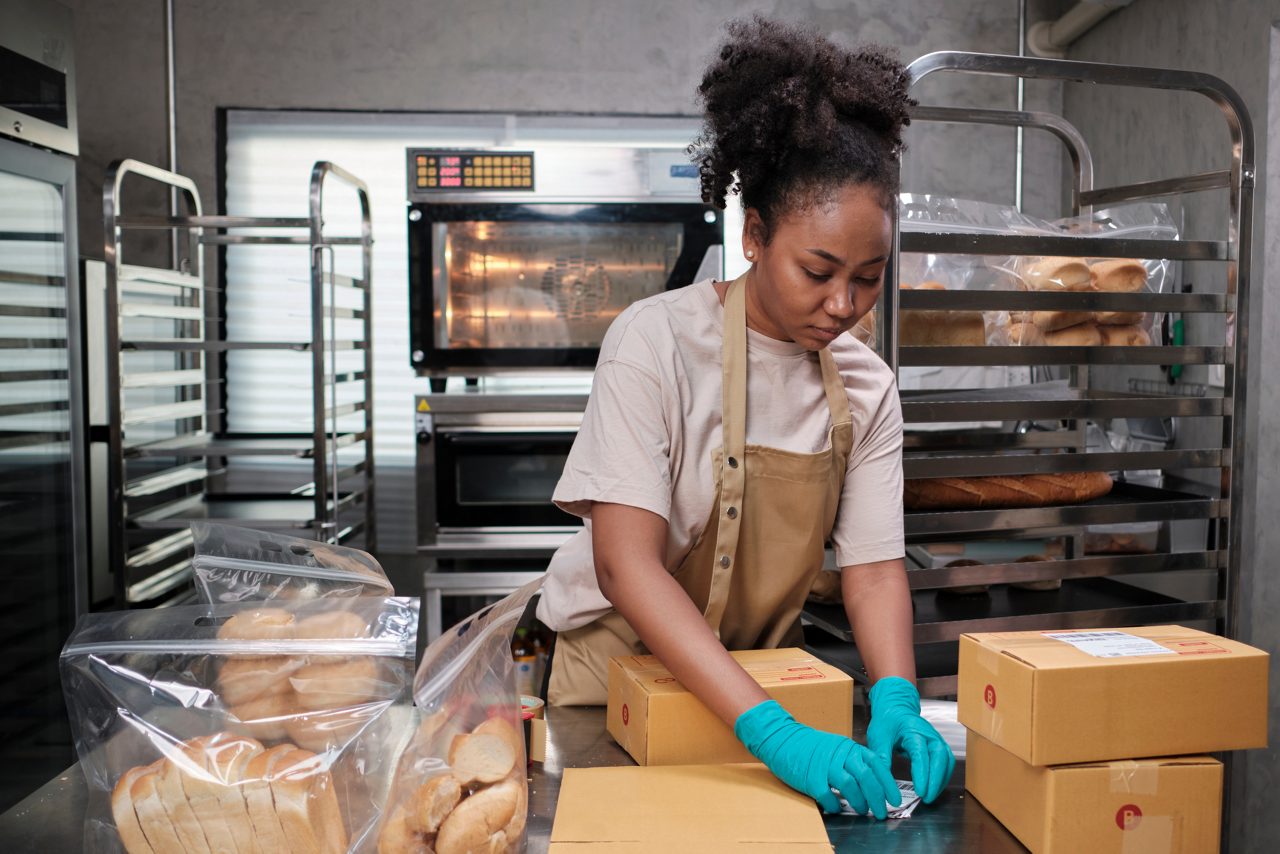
[410,202,721,371]
[435,430,582,529]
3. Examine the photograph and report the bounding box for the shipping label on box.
[607,647,852,766]
[958,625,1268,765]
[965,730,1223,854]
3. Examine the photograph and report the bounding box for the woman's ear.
[742,208,766,261]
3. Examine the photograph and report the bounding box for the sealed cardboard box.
[965,730,1222,854]
[958,625,1268,765]
[607,647,852,766]
[548,763,831,852]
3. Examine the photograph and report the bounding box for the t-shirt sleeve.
[831,381,905,567]
[553,356,673,521]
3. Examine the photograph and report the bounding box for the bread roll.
[1099,324,1151,346]
[436,777,521,854]
[1024,257,1092,291]
[1095,310,1146,326]
[1005,322,1045,346]
[229,692,297,742]
[284,705,373,753]
[410,774,464,835]
[290,656,382,710]
[218,655,305,706]
[293,610,371,640]
[1090,258,1147,292]
[1030,310,1092,332]
[449,732,517,786]
[218,608,296,641]
[899,281,986,346]
[938,559,989,596]
[1045,323,1102,346]
[903,471,1113,511]
[1010,554,1062,592]
[112,765,158,854]
[916,280,947,291]
[130,762,186,854]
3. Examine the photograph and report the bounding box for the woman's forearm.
[841,558,916,684]
[593,503,768,726]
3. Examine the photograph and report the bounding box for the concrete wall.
[1063,2,1278,851]
[66,0,1070,553]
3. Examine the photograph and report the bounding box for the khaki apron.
[548,273,854,705]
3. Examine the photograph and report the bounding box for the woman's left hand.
[866,676,956,804]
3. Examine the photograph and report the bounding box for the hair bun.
[690,15,914,215]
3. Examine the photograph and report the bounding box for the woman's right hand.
[734,699,900,819]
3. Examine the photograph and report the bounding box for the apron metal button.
[726,506,737,519]
[728,456,738,468]
[719,555,731,568]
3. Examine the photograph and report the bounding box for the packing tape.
[1109,760,1160,795]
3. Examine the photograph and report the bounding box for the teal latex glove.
[735,699,900,818]
[866,676,956,804]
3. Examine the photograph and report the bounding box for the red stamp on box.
[1116,804,1143,830]
[1170,640,1228,655]
[984,684,997,709]
[621,703,629,726]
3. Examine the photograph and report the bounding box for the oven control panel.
[407,149,534,197]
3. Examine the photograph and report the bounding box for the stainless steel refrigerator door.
[0,136,85,810]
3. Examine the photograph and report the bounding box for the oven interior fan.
[541,255,611,321]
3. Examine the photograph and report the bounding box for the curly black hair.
[689,16,915,240]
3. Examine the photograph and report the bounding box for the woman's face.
[742,183,891,350]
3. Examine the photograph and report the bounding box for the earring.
[746,249,755,259]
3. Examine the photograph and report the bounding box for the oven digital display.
[409,149,535,194]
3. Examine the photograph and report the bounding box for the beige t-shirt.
[536,280,904,632]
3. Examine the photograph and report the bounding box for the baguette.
[1023,257,1092,291]
[377,803,433,854]
[1090,258,1147,292]
[470,718,523,763]
[1030,310,1092,332]
[111,765,157,854]
[1045,323,1102,346]
[1099,324,1151,346]
[436,777,521,854]
[903,472,1114,511]
[449,732,517,786]
[409,774,463,835]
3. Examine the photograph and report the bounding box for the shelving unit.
[93,160,374,606]
[803,52,1252,698]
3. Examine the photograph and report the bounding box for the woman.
[534,16,954,819]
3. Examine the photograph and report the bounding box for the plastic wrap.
[378,578,543,854]
[60,597,419,853]
[987,203,1180,347]
[191,523,393,604]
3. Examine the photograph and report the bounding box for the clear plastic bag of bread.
[60,596,419,853]
[379,577,543,854]
[191,522,394,604]
[991,203,1179,347]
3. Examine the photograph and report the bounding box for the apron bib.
[548,274,853,705]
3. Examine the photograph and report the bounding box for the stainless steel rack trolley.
[93,160,375,606]
[802,52,1252,698]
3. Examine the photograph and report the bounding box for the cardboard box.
[958,625,1268,765]
[965,730,1222,854]
[607,647,852,766]
[548,763,831,852]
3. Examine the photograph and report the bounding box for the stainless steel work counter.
[0,705,1028,852]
